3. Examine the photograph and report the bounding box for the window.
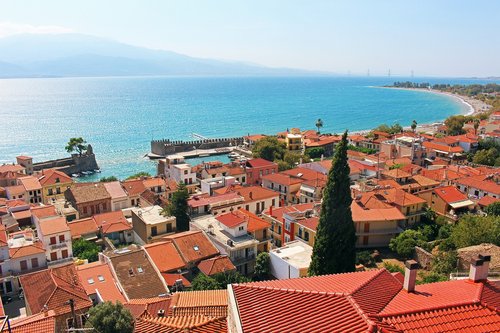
[151,226,157,236]
[20,260,28,271]
[278,226,282,235]
[31,258,39,268]
[97,275,105,282]
[166,223,173,233]
[62,249,68,259]
[67,318,74,329]
[50,236,56,245]
[56,187,61,194]
[87,278,95,284]
[272,199,275,207]
[50,252,58,261]
[83,206,87,215]
[5,281,12,293]
[59,234,65,243]
[137,267,144,273]
[238,226,244,231]
[81,314,87,327]
[48,188,53,196]
[304,231,310,241]
[193,245,199,251]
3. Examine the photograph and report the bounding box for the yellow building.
[38,169,74,204]
[285,128,302,151]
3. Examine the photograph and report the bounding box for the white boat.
[81,171,93,175]
[71,173,80,178]
[94,169,101,173]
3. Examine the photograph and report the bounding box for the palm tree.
[473,118,480,135]
[411,120,417,132]
[315,118,324,134]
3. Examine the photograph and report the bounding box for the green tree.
[164,183,190,232]
[450,214,500,248]
[191,274,221,290]
[473,148,499,166]
[418,271,447,284]
[86,301,133,333]
[315,118,324,134]
[65,137,87,156]
[72,238,100,262]
[383,262,404,274]
[431,251,457,275]
[485,202,500,216]
[306,147,325,159]
[411,119,417,132]
[389,230,426,259]
[125,171,151,180]
[444,115,466,135]
[254,252,271,280]
[252,136,286,162]
[100,176,118,182]
[309,131,356,275]
[356,250,375,267]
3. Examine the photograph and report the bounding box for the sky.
[1,0,499,77]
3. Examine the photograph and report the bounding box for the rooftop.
[38,216,70,236]
[75,261,127,303]
[144,240,186,272]
[132,205,175,225]
[18,176,42,191]
[103,181,128,199]
[66,182,110,203]
[270,240,312,270]
[37,169,72,186]
[197,255,236,276]
[164,230,220,263]
[68,217,99,239]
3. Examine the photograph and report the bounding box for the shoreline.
[351,86,493,135]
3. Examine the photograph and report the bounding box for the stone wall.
[414,246,434,270]
[33,153,99,176]
[151,137,244,156]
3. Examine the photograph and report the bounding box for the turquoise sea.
[0,76,495,181]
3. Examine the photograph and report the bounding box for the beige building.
[131,205,176,244]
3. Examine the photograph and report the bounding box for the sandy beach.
[353,86,493,135]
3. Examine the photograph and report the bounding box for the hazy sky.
[1,0,499,77]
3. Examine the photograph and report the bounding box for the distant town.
[0,83,499,332]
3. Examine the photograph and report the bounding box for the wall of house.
[269,253,301,280]
[77,199,111,218]
[42,182,73,204]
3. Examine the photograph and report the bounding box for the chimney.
[403,260,418,292]
[157,309,165,317]
[469,254,490,282]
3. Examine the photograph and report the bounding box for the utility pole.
[66,299,78,329]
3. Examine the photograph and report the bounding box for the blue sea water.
[0,76,495,181]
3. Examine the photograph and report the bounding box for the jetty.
[149,136,245,159]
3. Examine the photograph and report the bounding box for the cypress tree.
[309,130,356,276]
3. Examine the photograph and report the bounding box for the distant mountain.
[0,33,327,77]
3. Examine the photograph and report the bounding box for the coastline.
[353,86,493,135]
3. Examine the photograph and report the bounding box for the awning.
[450,200,474,209]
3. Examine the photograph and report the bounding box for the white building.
[103,181,130,211]
[36,216,73,266]
[200,176,238,195]
[190,213,258,276]
[161,155,197,186]
[269,240,312,279]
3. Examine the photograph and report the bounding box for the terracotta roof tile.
[19,176,42,191]
[66,182,110,203]
[38,216,70,235]
[245,158,277,168]
[31,205,57,220]
[19,263,92,315]
[9,241,45,258]
[68,217,99,239]
[9,311,57,333]
[125,296,172,318]
[37,169,72,186]
[169,290,228,317]
[164,231,219,264]
[144,241,186,272]
[456,175,500,195]
[75,261,127,303]
[93,210,131,234]
[161,273,192,288]
[197,255,236,276]
[122,179,147,196]
[433,186,469,204]
[103,181,128,199]
[134,314,227,333]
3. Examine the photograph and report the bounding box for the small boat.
[94,169,101,173]
[71,173,80,178]
[198,153,210,157]
[81,171,93,176]
[228,152,239,158]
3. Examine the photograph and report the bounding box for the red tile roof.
[215,210,247,228]
[37,169,72,186]
[9,311,56,333]
[144,241,186,272]
[433,186,469,204]
[19,176,42,191]
[197,255,236,276]
[75,261,127,303]
[478,195,500,207]
[240,209,270,232]
[423,141,464,154]
[245,158,277,168]
[234,185,279,202]
[68,217,99,239]
[164,231,219,264]
[9,241,45,259]
[38,216,70,235]
[93,210,131,234]
[125,296,172,318]
[265,202,315,221]
[161,273,192,288]
[455,175,500,195]
[31,205,57,220]
[19,263,92,315]
[261,173,303,186]
[378,303,500,333]
[122,179,147,196]
[134,314,227,333]
[169,290,228,317]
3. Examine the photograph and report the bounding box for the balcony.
[49,240,70,250]
[231,253,256,265]
[47,256,73,267]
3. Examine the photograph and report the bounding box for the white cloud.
[0,21,73,38]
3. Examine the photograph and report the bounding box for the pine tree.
[309,130,356,276]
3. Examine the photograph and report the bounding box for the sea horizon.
[1,75,497,181]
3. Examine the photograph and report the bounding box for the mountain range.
[0,33,325,77]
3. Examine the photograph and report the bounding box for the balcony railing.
[232,253,256,265]
[49,240,70,250]
[48,256,73,267]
